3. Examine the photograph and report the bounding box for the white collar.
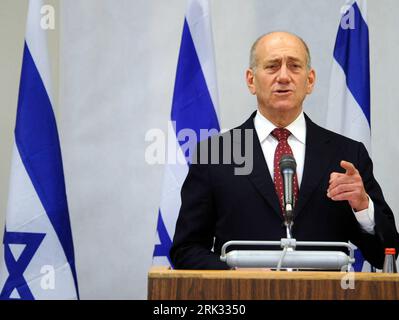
[254,110,306,144]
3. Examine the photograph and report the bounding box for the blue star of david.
[0,231,45,300]
[153,210,173,266]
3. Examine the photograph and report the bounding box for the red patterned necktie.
[271,128,299,216]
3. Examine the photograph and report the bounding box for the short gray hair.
[249,31,312,72]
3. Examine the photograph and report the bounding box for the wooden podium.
[148,266,399,300]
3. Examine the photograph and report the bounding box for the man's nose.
[276,64,290,83]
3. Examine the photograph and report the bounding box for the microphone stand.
[281,204,294,271]
[284,203,294,240]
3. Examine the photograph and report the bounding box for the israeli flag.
[0,0,79,299]
[152,0,220,266]
[326,0,371,271]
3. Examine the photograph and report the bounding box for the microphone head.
[279,154,296,174]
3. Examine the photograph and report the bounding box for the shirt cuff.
[353,196,375,234]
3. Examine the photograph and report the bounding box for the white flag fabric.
[152,0,220,266]
[0,0,79,299]
[326,0,371,271]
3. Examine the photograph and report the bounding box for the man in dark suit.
[170,31,399,270]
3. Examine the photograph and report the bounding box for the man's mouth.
[274,89,293,95]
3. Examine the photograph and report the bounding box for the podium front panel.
[148,266,399,300]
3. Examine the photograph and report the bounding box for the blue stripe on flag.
[333,2,370,125]
[14,42,79,296]
[171,19,220,149]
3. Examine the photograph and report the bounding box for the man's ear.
[246,68,256,95]
[306,68,316,94]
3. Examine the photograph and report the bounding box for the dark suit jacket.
[170,112,399,269]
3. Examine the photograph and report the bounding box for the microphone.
[279,155,296,229]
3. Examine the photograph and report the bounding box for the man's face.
[246,33,315,119]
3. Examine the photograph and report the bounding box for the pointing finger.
[340,160,357,176]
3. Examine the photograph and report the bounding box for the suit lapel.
[294,114,335,219]
[237,112,282,219]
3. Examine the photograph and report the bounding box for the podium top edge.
[148,266,399,281]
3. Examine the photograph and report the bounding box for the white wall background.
[1,0,399,299]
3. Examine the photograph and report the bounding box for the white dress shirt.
[253,110,375,234]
